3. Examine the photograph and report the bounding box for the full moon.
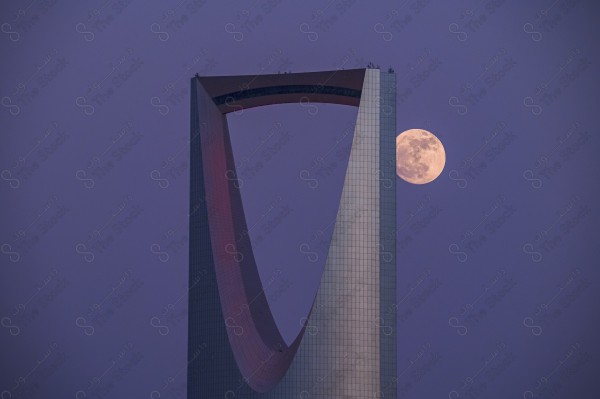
[396,129,446,184]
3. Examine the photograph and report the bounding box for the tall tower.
[188,68,396,398]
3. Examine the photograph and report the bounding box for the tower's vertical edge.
[187,77,205,399]
[188,78,245,398]
[379,70,397,398]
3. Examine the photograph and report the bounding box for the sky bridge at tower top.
[194,68,382,113]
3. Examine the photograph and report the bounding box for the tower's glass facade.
[188,69,396,398]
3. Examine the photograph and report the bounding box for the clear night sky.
[1,1,599,398]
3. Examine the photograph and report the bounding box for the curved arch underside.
[197,69,365,113]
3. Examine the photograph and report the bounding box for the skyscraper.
[188,68,397,398]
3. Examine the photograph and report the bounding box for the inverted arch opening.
[226,103,359,346]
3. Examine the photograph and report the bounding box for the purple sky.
[1,1,599,398]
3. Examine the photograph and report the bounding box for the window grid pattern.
[260,68,383,398]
